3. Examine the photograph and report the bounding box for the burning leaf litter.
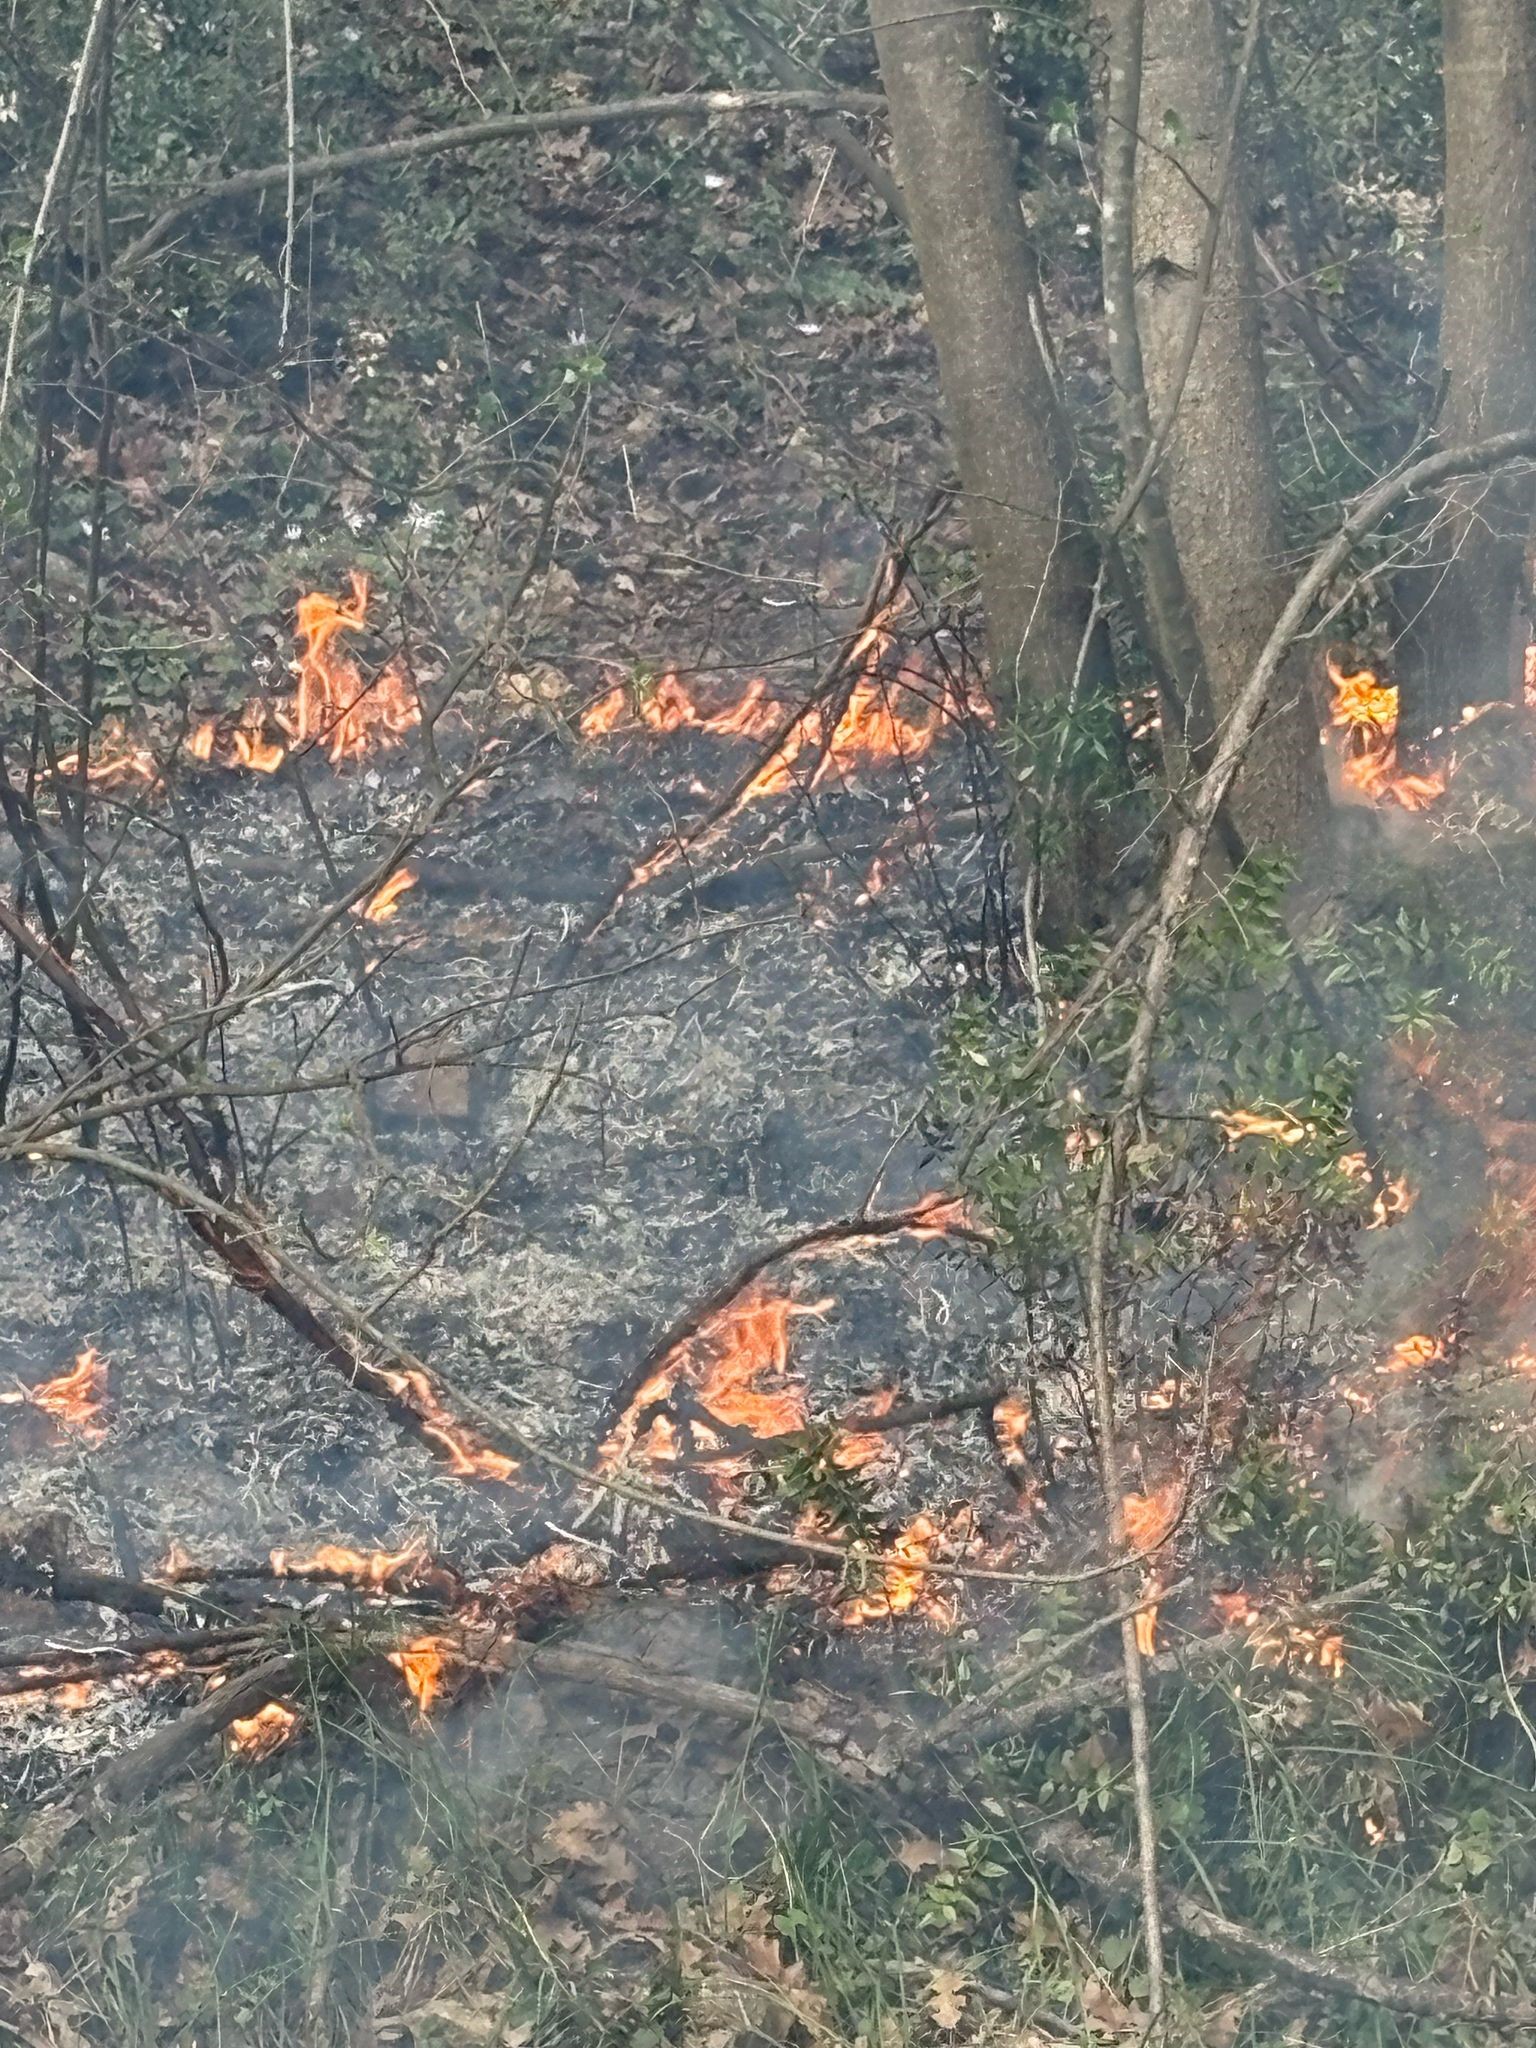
[0,1347,109,1439]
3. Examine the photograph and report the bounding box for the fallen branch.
[0,1649,312,1906]
[601,1193,987,1434]
[81,91,885,311]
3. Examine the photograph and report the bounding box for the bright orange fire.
[0,1346,108,1438]
[357,865,418,923]
[1218,1106,1314,1147]
[1326,655,1447,810]
[839,1511,961,1630]
[374,1363,519,1482]
[282,575,420,764]
[269,1538,431,1589]
[990,1393,1031,1471]
[1337,1150,1415,1228]
[1251,1623,1346,1678]
[1378,1332,1447,1375]
[1134,1576,1163,1658]
[599,1290,822,1482]
[583,647,985,892]
[388,1634,450,1713]
[227,1699,301,1760]
[1121,1482,1180,1554]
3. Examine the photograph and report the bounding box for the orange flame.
[179,574,420,780]
[0,1346,108,1438]
[600,1290,821,1482]
[833,1385,897,1470]
[1218,1106,1314,1147]
[1134,1578,1162,1658]
[55,721,161,790]
[1211,1588,1262,1629]
[388,1634,449,1713]
[269,1538,431,1589]
[839,1512,961,1630]
[1326,655,1447,810]
[357,865,418,923]
[585,651,986,893]
[226,1699,300,1760]
[1378,1332,1447,1375]
[990,1393,1031,1470]
[374,1363,520,1482]
[1121,1482,1180,1554]
[1251,1623,1345,1678]
[1337,1151,1415,1228]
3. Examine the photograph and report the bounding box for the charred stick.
[0,1648,313,1906]
[0,1622,266,1674]
[0,1553,232,1626]
[602,1197,988,1436]
[676,1381,1014,1468]
[0,1629,265,1698]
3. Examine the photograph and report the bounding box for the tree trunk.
[1130,0,1328,850]
[1401,0,1536,730]
[867,0,1121,928]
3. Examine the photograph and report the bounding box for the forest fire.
[1325,655,1447,810]
[63,575,420,789]
[990,1393,1031,1473]
[357,865,418,922]
[375,1363,520,1482]
[838,1511,961,1630]
[1379,1333,1448,1375]
[1122,1483,1181,1554]
[268,1538,432,1590]
[388,1634,451,1713]
[1218,1106,1313,1147]
[599,1290,822,1482]
[226,1699,301,1761]
[0,1347,108,1438]
[582,654,977,810]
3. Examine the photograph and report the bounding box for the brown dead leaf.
[893,1834,945,1876]
[1361,1694,1430,1749]
[1081,1976,1142,2035]
[927,1968,968,2030]
[1200,1992,1248,2047]
[542,1800,614,1863]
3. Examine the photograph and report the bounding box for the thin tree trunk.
[1400,0,1536,730]
[867,0,1121,928]
[1130,0,1327,850]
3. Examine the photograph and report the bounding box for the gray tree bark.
[1129,0,1327,849]
[1401,0,1536,730]
[867,0,1120,927]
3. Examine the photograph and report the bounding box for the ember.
[0,1346,109,1439]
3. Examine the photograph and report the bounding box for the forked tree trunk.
[1401,0,1536,730]
[867,0,1121,928]
[1129,0,1327,851]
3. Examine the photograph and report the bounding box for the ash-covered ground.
[0,539,1044,1756]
